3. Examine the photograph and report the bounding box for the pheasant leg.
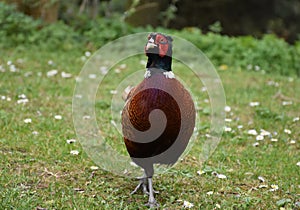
[145,178,159,208]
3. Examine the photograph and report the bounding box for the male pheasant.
[122,32,196,207]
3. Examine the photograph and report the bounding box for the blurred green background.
[1,0,300,76]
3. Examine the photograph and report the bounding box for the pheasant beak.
[145,37,157,50]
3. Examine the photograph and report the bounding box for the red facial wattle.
[155,34,169,57]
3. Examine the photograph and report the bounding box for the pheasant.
[121,32,196,207]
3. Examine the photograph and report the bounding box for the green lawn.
[0,47,299,209]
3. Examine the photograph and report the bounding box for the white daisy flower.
[212,172,227,179]
[47,69,58,77]
[24,118,32,123]
[197,170,205,175]
[224,126,232,132]
[88,74,97,79]
[224,106,231,112]
[258,184,268,188]
[216,204,221,209]
[75,77,82,82]
[290,140,296,144]
[269,184,279,191]
[201,86,207,92]
[260,129,271,136]
[267,81,279,87]
[70,150,79,155]
[67,139,76,144]
[296,162,300,167]
[90,166,99,170]
[249,102,260,107]
[254,65,260,71]
[61,71,72,78]
[54,115,62,120]
[99,66,108,75]
[204,99,209,103]
[18,94,27,99]
[85,51,91,57]
[32,131,39,135]
[253,142,259,147]
[205,133,211,138]
[258,176,265,182]
[83,115,91,120]
[248,129,258,135]
[139,60,147,66]
[271,138,278,142]
[119,64,127,69]
[48,60,54,65]
[206,191,214,195]
[9,65,18,72]
[110,90,118,95]
[282,101,292,106]
[284,129,291,134]
[183,200,194,209]
[256,135,264,141]
[217,174,227,179]
[17,98,29,104]
[293,117,299,122]
[75,94,82,99]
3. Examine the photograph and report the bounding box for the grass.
[0,46,299,209]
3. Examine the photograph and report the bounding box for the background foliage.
[1,1,300,76]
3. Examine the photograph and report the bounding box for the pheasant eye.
[159,37,167,44]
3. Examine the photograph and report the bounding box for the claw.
[153,189,159,194]
[130,181,143,195]
[131,177,149,195]
[145,201,159,208]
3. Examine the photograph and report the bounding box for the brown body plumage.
[121,33,196,207]
[122,72,195,169]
